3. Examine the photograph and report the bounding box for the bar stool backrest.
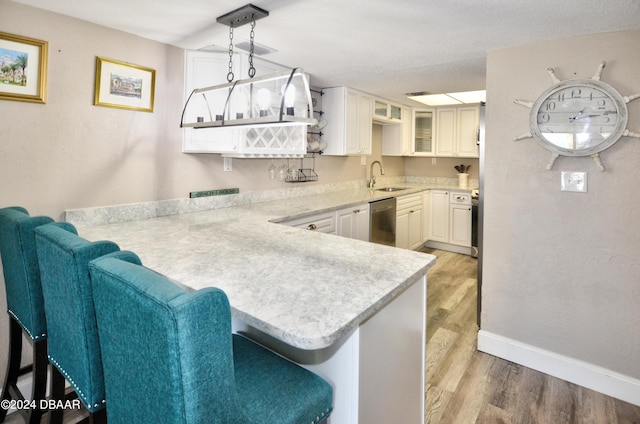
[0,206,53,341]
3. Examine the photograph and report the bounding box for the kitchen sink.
[375,187,408,192]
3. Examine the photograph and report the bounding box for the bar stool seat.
[0,207,53,424]
[89,253,333,424]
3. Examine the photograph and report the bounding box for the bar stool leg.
[0,318,23,422]
[28,339,48,424]
[47,366,66,424]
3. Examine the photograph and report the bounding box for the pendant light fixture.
[180,4,316,131]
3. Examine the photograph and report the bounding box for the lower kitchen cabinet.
[336,204,370,241]
[449,192,472,247]
[281,211,336,234]
[396,194,423,250]
[426,189,472,254]
[428,190,449,243]
[282,204,370,241]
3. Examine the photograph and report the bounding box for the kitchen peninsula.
[68,183,439,424]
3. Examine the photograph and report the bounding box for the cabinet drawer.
[450,192,471,206]
[283,212,336,234]
[397,194,422,213]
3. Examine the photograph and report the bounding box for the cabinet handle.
[307,224,317,231]
[353,209,360,214]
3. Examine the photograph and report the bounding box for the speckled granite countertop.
[72,183,468,350]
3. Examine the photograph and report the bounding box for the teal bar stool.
[89,253,333,424]
[0,207,53,424]
[34,222,120,424]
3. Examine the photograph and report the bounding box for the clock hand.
[568,109,585,121]
[569,110,618,121]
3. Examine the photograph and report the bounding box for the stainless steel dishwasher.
[369,197,396,247]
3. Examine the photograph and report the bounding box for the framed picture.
[0,31,48,103]
[94,57,155,112]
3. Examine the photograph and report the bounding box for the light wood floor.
[422,248,640,424]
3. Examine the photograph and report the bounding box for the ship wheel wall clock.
[514,62,640,171]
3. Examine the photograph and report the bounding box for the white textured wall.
[483,29,640,379]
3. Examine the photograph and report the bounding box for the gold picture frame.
[94,57,155,112]
[0,31,48,103]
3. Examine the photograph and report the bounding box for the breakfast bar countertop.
[72,184,442,351]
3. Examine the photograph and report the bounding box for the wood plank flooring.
[422,248,640,424]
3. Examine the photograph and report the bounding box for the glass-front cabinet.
[412,108,435,155]
[374,98,403,122]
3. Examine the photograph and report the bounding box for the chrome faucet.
[368,160,385,188]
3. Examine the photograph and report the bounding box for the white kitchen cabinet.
[428,190,450,243]
[396,194,423,250]
[381,105,412,156]
[411,108,436,156]
[435,105,480,157]
[373,98,403,123]
[422,191,430,243]
[282,211,336,234]
[449,192,472,247]
[336,204,370,241]
[322,87,373,155]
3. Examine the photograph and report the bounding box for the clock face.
[530,79,628,156]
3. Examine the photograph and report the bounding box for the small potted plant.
[454,164,470,188]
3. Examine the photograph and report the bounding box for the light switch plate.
[223,157,232,172]
[561,171,587,192]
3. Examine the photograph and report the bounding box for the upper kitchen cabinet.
[411,108,436,156]
[322,87,373,156]
[182,51,309,157]
[381,105,412,156]
[373,98,403,123]
[434,105,480,157]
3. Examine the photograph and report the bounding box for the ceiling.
[12,0,640,105]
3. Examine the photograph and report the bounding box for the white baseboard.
[477,330,640,407]
[423,240,471,255]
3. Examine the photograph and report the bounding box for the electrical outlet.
[432,158,437,165]
[223,157,232,172]
[561,171,587,192]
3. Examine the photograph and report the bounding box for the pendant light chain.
[227,25,234,82]
[248,19,256,78]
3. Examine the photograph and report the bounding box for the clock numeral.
[539,113,550,123]
[545,101,556,111]
[597,99,607,109]
[571,88,582,98]
[557,92,565,102]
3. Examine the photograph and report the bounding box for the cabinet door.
[422,191,430,243]
[345,89,361,154]
[407,209,423,250]
[412,108,435,156]
[336,204,370,241]
[357,92,373,154]
[449,204,472,246]
[373,98,388,120]
[353,204,370,241]
[435,108,456,156]
[381,105,411,156]
[429,190,449,242]
[457,106,479,157]
[325,87,372,156]
[396,211,409,250]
